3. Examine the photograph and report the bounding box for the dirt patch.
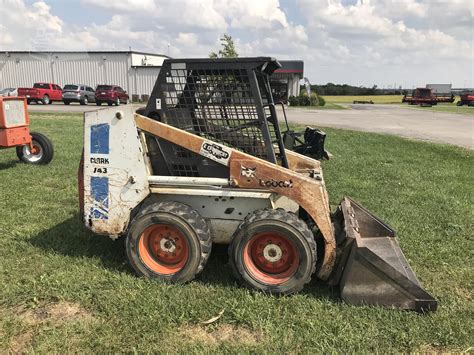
[17,301,93,325]
[9,329,34,354]
[6,301,94,353]
[178,324,264,346]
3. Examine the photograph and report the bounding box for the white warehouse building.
[0,51,304,101]
[0,51,169,100]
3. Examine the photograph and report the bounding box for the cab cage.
[142,57,289,178]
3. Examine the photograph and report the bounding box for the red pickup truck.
[17,83,63,105]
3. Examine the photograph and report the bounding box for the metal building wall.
[0,51,162,96]
[132,67,161,96]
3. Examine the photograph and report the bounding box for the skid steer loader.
[79,57,437,312]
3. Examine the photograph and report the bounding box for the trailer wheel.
[16,132,54,165]
[229,208,316,295]
[126,202,212,283]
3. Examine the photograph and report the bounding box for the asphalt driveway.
[284,104,473,149]
[28,102,473,149]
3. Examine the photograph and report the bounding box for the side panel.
[83,107,150,236]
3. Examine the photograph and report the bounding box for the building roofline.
[0,50,171,58]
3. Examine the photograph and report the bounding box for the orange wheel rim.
[138,224,189,275]
[243,232,299,285]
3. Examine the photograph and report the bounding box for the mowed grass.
[323,95,404,104]
[290,102,346,110]
[405,103,474,115]
[1,113,473,353]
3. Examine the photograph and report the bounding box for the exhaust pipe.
[330,197,437,312]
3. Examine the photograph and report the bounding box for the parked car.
[62,84,95,105]
[0,88,18,97]
[95,85,129,106]
[17,83,62,104]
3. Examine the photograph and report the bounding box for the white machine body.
[82,107,283,241]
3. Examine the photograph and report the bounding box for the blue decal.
[90,123,109,154]
[90,176,109,219]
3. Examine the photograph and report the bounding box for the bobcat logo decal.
[240,166,256,178]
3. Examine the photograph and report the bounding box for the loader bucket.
[330,197,437,312]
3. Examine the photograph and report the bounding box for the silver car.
[62,84,96,105]
[0,88,18,97]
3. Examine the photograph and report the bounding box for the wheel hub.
[142,224,189,274]
[244,232,299,283]
[263,244,282,262]
[22,142,43,163]
[160,236,177,253]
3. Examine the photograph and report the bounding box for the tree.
[209,34,239,58]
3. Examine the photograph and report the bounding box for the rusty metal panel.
[83,106,150,236]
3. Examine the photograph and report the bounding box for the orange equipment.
[0,97,54,164]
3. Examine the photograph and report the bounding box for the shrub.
[299,93,311,106]
[310,93,319,106]
[318,95,326,107]
[288,95,299,106]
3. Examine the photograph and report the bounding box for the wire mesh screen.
[161,66,277,160]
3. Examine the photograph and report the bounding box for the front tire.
[115,97,120,106]
[16,132,54,165]
[126,202,212,283]
[41,95,50,105]
[229,208,316,295]
[80,96,88,105]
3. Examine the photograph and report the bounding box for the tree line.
[308,83,406,96]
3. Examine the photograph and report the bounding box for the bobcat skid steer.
[79,57,437,312]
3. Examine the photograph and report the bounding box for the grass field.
[322,95,404,104]
[406,104,474,115]
[290,102,346,110]
[1,113,472,353]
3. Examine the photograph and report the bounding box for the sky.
[0,0,473,88]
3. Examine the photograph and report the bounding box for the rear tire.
[16,132,54,165]
[126,202,212,283]
[96,101,102,106]
[229,208,316,295]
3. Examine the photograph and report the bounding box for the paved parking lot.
[285,104,473,149]
[27,101,138,113]
[28,102,473,149]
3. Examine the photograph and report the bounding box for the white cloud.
[0,0,472,87]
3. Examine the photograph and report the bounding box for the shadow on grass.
[29,216,340,302]
[29,215,128,272]
[0,160,20,170]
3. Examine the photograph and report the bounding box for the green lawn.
[323,95,404,104]
[404,103,474,115]
[1,113,473,353]
[289,102,346,110]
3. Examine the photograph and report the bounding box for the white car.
[0,88,18,97]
